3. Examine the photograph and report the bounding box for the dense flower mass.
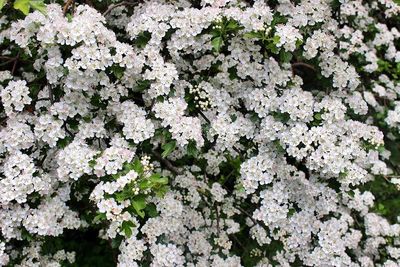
[0,0,400,266]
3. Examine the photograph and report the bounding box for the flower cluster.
[0,0,400,266]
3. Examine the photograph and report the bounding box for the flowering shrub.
[0,0,400,266]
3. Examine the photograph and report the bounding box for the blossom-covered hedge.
[0,0,400,266]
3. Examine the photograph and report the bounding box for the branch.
[0,58,17,67]
[151,150,183,175]
[63,0,74,15]
[63,124,74,137]
[198,110,211,124]
[291,62,316,72]
[220,183,264,228]
[48,84,54,103]
[0,56,17,60]
[11,52,20,75]
[102,1,137,17]
[235,205,258,226]
[214,203,221,235]
[231,234,245,249]
[36,97,50,101]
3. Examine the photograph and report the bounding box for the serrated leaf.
[211,36,223,53]
[280,50,292,63]
[161,140,176,158]
[226,20,239,31]
[14,0,30,15]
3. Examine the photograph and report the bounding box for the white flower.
[0,80,31,116]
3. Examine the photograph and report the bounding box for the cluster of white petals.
[0,0,399,266]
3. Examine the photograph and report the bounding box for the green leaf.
[123,225,132,237]
[287,208,296,217]
[280,50,293,63]
[136,79,150,92]
[314,113,322,121]
[115,191,130,202]
[226,20,239,31]
[121,221,135,237]
[14,0,30,15]
[187,140,198,158]
[111,236,123,249]
[88,159,96,168]
[29,0,46,13]
[161,140,176,158]
[235,183,245,193]
[272,35,281,45]
[131,158,144,174]
[295,39,303,48]
[134,31,151,48]
[0,0,6,11]
[111,65,125,79]
[266,42,279,54]
[243,31,262,39]
[139,179,152,190]
[57,136,73,148]
[155,185,169,198]
[148,173,162,184]
[21,228,33,241]
[211,36,223,53]
[132,195,147,218]
[93,213,106,223]
[151,175,168,185]
[145,203,158,218]
[66,13,73,22]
